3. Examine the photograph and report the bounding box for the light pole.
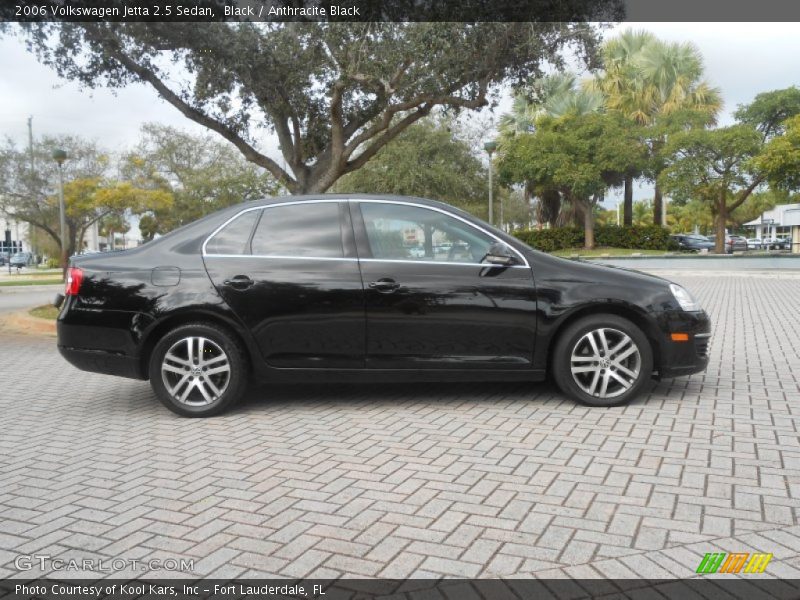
[4,224,10,274]
[484,140,497,226]
[761,214,774,251]
[52,149,68,278]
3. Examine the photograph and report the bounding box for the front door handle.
[223,275,254,290]
[369,278,400,293]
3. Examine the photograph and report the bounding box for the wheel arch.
[545,303,662,377]
[139,309,255,380]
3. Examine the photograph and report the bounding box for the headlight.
[669,283,702,312]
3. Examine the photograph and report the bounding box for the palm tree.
[498,73,604,228]
[591,30,655,226]
[593,30,722,226]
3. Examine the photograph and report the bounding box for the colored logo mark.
[696,552,772,574]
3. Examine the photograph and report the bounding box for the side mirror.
[483,242,519,266]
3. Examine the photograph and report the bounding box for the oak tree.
[11,22,602,194]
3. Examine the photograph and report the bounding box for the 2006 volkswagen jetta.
[56,195,710,417]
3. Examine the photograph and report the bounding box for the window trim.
[202,198,530,269]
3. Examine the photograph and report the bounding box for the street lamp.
[52,148,68,278]
[4,223,10,274]
[761,214,774,251]
[484,140,497,226]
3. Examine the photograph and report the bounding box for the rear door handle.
[223,275,254,290]
[369,278,400,293]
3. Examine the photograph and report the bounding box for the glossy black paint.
[57,194,710,386]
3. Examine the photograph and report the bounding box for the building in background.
[0,213,30,256]
[743,203,800,253]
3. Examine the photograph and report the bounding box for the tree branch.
[83,26,298,192]
[729,176,765,212]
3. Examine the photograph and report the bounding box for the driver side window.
[359,203,493,264]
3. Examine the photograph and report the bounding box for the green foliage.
[12,22,602,194]
[667,199,714,234]
[591,29,721,225]
[498,111,648,247]
[660,125,763,208]
[632,200,654,226]
[754,114,800,192]
[332,118,487,214]
[512,225,676,252]
[734,87,800,140]
[123,123,280,237]
[0,135,171,257]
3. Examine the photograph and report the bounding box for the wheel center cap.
[600,358,610,368]
[191,366,202,376]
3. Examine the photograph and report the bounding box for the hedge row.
[512,225,678,252]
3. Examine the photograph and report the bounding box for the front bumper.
[655,309,711,378]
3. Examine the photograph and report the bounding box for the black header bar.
[3,0,800,22]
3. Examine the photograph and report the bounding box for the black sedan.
[56,195,711,417]
[670,234,714,252]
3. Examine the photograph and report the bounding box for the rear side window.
[251,203,343,257]
[205,211,259,255]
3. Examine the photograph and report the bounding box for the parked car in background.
[0,252,7,266]
[762,237,791,250]
[671,234,714,252]
[55,194,711,417]
[707,235,748,253]
[9,252,34,268]
[746,238,762,249]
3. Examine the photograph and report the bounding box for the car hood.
[530,251,674,289]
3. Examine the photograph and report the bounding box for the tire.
[552,314,653,408]
[148,322,249,417]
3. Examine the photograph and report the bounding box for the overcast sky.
[1,22,799,208]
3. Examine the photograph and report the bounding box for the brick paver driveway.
[1,273,799,579]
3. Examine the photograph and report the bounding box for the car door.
[202,200,365,369]
[352,200,537,370]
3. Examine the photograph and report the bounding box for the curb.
[0,310,56,337]
[0,284,63,294]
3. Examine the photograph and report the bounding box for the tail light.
[65,267,84,296]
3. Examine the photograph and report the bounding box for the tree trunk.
[714,197,727,254]
[583,200,595,250]
[653,181,663,227]
[623,174,633,227]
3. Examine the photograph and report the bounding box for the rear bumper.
[58,344,144,379]
[56,302,149,380]
[655,310,711,378]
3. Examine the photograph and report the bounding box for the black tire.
[148,322,249,417]
[552,314,653,407]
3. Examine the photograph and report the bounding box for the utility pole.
[484,141,497,226]
[27,116,36,262]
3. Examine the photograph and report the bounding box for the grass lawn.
[551,247,672,258]
[0,278,63,287]
[30,304,60,320]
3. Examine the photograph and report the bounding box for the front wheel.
[148,322,249,417]
[552,314,653,407]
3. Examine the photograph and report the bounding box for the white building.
[0,214,30,256]
[743,203,800,253]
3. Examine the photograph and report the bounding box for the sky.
[1,22,799,210]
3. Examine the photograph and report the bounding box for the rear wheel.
[148,322,248,417]
[552,314,653,407]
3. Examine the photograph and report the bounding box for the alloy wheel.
[569,327,641,399]
[160,336,231,406]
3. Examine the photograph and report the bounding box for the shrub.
[512,225,678,252]
[46,258,60,269]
